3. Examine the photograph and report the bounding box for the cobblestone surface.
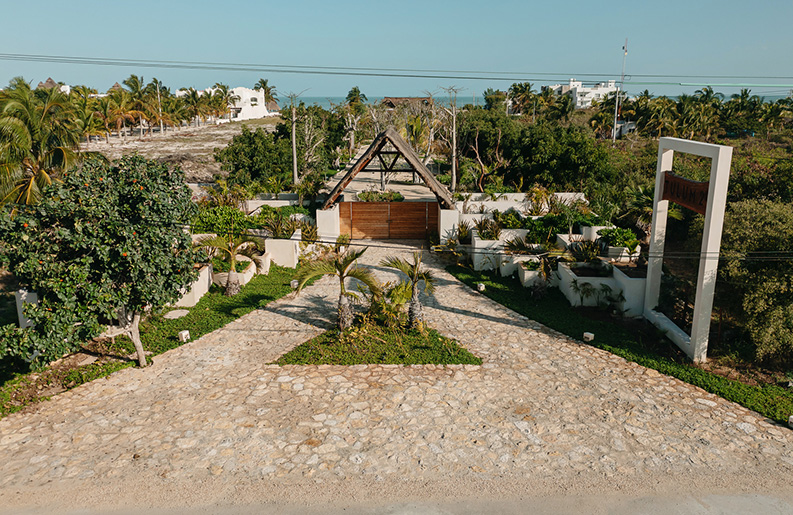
[1,241,792,493]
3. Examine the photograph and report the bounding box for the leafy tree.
[214,125,291,187]
[721,200,793,365]
[0,156,198,368]
[380,252,436,330]
[483,88,507,111]
[294,248,381,330]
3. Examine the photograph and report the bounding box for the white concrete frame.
[644,137,733,363]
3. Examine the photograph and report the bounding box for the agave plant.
[473,218,501,241]
[295,247,381,330]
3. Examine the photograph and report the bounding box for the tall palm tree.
[254,78,278,106]
[0,81,81,205]
[549,94,575,122]
[380,251,436,330]
[181,88,208,127]
[122,74,149,140]
[508,82,535,115]
[295,247,381,330]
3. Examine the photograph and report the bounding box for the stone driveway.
[1,241,792,511]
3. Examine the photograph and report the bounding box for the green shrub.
[597,227,637,247]
[192,205,251,235]
[357,190,405,202]
[474,218,502,240]
[492,209,522,229]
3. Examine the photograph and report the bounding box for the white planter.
[557,263,616,307]
[212,261,256,288]
[471,231,502,271]
[501,228,529,242]
[582,225,614,241]
[500,254,535,278]
[605,244,640,263]
[266,230,301,268]
[613,266,647,318]
[517,259,542,287]
[174,264,213,308]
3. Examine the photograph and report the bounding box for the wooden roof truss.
[322,127,454,209]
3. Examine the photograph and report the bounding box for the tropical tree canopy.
[0,155,198,368]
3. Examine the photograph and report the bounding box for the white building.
[175,86,281,121]
[227,87,280,121]
[547,79,618,109]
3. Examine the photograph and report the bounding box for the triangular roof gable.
[322,127,454,210]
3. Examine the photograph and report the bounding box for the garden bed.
[0,265,304,419]
[276,325,481,366]
[447,264,793,425]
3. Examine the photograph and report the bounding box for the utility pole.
[612,38,628,143]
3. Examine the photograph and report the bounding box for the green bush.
[597,227,637,247]
[192,205,251,235]
[492,209,523,229]
[357,190,405,202]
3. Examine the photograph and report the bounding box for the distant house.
[175,86,280,121]
[36,77,70,95]
[545,79,618,109]
[381,97,433,109]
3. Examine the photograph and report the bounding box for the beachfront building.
[175,86,280,121]
[227,87,280,120]
[36,77,71,95]
[546,79,618,109]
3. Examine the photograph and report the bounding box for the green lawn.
[447,265,793,425]
[276,325,481,366]
[0,265,302,419]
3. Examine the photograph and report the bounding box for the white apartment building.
[548,79,618,109]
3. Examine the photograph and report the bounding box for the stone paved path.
[1,241,792,511]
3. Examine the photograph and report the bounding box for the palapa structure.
[321,127,454,210]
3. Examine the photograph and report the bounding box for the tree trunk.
[129,312,147,367]
[225,270,242,296]
[408,285,423,330]
[338,294,353,331]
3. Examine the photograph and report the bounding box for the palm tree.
[380,251,436,330]
[0,81,81,205]
[345,86,367,107]
[549,94,574,122]
[254,78,278,106]
[181,88,208,127]
[508,82,535,115]
[621,185,683,243]
[294,247,381,330]
[194,234,266,296]
[122,74,150,140]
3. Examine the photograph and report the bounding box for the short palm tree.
[194,234,265,296]
[295,247,381,331]
[380,251,436,330]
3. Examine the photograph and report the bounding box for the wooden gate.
[339,202,439,239]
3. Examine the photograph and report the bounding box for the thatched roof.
[266,100,280,112]
[108,82,123,92]
[322,127,454,210]
[37,77,58,90]
[381,97,433,109]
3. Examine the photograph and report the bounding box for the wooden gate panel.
[351,202,389,239]
[339,201,439,240]
[390,203,430,239]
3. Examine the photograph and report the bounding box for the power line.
[2,53,793,89]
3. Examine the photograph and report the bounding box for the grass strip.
[276,325,482,366]
[0,265,302,418]
[447,265,793,425]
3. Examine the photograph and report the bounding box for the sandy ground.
[81,117,280,183]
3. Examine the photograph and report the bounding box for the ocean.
[295,96,485,110]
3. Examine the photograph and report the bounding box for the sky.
[1,0,792,101]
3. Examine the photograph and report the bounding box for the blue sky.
[1,0,791,100]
